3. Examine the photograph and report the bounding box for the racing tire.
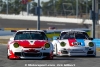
[91,51,96,57]
[53,44,58,56]
[7,55,9,59]
[43,52,53,60]
[7,50,12,60]
[7,49,10,59]
[87,55,96,57]
[87,52,96,57]
[91,53,96,57]
[43,56,53,60]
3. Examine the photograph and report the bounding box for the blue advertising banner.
[93,39,100,48]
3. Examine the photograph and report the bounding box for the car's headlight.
[13,43,19,48]
[45,43,50,48]
[60,42,66,47]
[89,42,94,47]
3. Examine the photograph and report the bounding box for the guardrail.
[0,14,98,24]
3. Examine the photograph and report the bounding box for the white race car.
[7,30,53,59]
[52,30,96,57]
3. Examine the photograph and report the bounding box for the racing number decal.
[76,39,85,46]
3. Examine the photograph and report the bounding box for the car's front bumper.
[56,48,96,56]
[9,52,51,59]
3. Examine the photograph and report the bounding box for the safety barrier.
[0,14,98,24]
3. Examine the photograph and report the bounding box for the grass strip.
[0,39,8,44]
[4,28,46,30]
[96,48,100,51]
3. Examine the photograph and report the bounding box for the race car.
[52,30,96,57]
[7,30,53,60]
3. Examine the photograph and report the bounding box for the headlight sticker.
[89,42,94,47]
[13,43,19,48]
[45,43,50,48]
[60,42,66,47]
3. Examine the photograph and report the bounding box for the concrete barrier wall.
[0,31,15,36]
[0,14,96,24]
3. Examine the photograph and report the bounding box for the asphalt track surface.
[0,19,91,29]
[0,44,100,67]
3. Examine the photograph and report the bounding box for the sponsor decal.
[76,39,85,46]
[68,39,85,46]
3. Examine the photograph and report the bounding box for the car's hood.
[13,40,48,48]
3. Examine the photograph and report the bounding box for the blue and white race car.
[52,30,96,57]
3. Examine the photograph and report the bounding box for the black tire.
[7,55,9,59]
[7,49,9,59]
[43,52,54,60]
[55,44,58,56]
[43,56,53,60]
[87,55,96,57]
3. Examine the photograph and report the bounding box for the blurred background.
[0,0,100,38]
[0,0,100,19]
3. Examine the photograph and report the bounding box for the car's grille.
[43,53,50,56]
[15,52,50,57]
[23,52,42,57]
[61,50,68,54]
[87,51,94,54]
[70,49,84,53]
[15,52,21,56]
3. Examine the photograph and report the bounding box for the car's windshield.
[14,31,47,40]
[60,32,89,39]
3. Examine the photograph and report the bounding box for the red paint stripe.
[9,50,19,59]
[68,39,76,46]
[14,40,48,48]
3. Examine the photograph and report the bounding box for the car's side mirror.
[89,38,93,40]
[10,37,14,41]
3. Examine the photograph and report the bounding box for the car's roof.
[17,30,44,32]
[61,29,85,33]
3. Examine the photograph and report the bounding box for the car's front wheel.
[43,52,53,60]
[87,52,96,57]
[7,49,10,59]
[43,56,53,60]
[53,44,58,56]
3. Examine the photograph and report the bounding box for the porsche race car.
[52,30,96,57]
[7,30,53,59]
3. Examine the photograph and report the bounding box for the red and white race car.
[7,30,53,60]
